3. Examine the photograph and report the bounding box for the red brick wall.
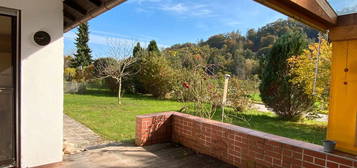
[135,112,173,146]
[136,112,357,168]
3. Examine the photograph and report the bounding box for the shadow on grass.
[75,88,179,103]
[75,88,116,97]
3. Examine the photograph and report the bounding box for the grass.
[64,89,183,142]
[249,93,263,104]
[64,89,327,145]
[217,110,326,145]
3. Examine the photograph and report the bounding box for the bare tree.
[94,39,137,104]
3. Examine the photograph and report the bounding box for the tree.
[94,41,137,104]
[72,22,92,68]
[288,39,332,112]
[147,40,160,55]
[64,56,74,68]
[125,42,146,94]
[259,32,313,121]
[139,52,177,98]
[133,42,143,57]
[204,34,226,49]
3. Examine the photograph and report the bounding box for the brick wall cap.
[172,112,325,152]
[136,111,175,118]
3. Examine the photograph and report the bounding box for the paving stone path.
[64,114,108,151]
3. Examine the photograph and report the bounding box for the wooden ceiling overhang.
[254,0,337,32]
[63,0,126,32]
[254,0,357,41]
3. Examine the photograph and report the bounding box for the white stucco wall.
[0,0,64,167]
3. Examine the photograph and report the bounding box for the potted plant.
[322,140,336,153]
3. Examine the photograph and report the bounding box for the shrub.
[93,57,117,77]
[104,77,119,94]
[139,54,177,98]
[174,66,222,119]
[228,78,252,112]
[288,39,331,113]
[259,32,313,121]
[73,65,94,82]
[64,68,76,81]
[93,57,120,94]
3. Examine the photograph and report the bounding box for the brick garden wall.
[136,112,357,168]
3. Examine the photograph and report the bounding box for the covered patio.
[47,143,234,168]
[1,0,357,167]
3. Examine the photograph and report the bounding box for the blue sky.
[65,0,289,58]
[328,0,357,14]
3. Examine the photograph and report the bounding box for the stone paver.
[64,114,108,150]
[55,143,235,168]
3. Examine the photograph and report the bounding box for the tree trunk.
[118,77,122,104]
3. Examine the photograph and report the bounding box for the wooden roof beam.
[254,0,337,31]
[330,13,357,41]
[64,12,76,22]
[64,0,88,15]
[88,0,102,7]
[64,0,127,32]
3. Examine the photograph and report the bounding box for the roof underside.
[254,0,357,31]
[63,0,126,32]
[254,0,337,31]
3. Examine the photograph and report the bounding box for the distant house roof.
[64,0,126,32]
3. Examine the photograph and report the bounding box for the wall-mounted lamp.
[33,31,51,46]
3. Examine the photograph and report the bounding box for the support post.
[328,14,357,154]
[221,74,230,121]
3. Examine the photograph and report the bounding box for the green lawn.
[249,93,263,103]
[219,110,326,145]
[64,89,183,142]
[64,89,327,145]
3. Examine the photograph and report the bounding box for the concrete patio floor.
[54,143,235,168]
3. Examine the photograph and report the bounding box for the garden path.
[64,114,109,152]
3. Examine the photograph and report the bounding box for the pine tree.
[259,32,313,121]
[72,22,92,68]
[133,42,143,57]
[147,40,160,55]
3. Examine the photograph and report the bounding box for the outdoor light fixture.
[33,31,51,46]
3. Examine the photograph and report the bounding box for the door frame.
[0,6,21,168]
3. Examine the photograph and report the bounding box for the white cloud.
[161,3,188,13]
[130,0,214,17]
[160,3,214,17]
[127,0,163,5]
[64,30,169,57]
[91,30,157,42]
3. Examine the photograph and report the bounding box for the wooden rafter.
[64,0,88,15]
[88,0,102,7]
[64,12,76,22]
[254,0,337,31]
[64,0,127,32]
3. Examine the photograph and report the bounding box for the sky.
[328,0,357,14]
[64,0,288,58]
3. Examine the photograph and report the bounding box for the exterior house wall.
[0,0,63,167]
[136,112,357,168]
